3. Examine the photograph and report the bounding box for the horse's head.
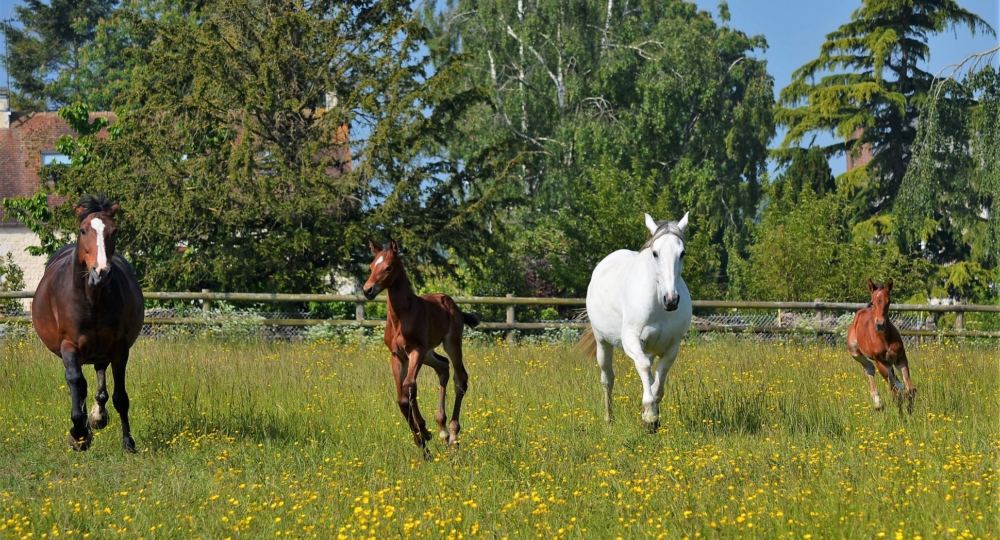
[867,278,893,332]
[74,195,120,289]
[363,239,400,300]
[643,212,689,312]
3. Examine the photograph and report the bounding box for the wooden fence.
[1,290,998,339]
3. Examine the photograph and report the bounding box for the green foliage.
[426,0,775,297]
[742,188,928,302]
[2,0,118,110]
[42,0,491,293]
[776,0,995,223]
[0,253,26,315]
[0,193,60,257]
[894,67,999,301]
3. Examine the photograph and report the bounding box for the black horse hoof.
[68,430,93,452]
[123,437,137,454]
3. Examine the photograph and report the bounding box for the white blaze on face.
[375,256,384,266]
[90,216,108,271]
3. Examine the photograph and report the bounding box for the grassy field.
[0,335,996,539]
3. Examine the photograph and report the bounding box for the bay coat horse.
[32,195,144,452]
[847,279,916,413]
[363,240,479,456]
[579,212,693,432]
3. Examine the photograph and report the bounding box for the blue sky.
[2,0,997,174]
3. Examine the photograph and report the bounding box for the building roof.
[0,111,116,224]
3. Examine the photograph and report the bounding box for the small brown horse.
[363,240,478,456]
[32,195,144,452]
[847,279,916,413]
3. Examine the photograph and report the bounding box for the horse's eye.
[385,266,393,272]
[652,251,658,258]
[80,228,86,235]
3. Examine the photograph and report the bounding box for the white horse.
[579,212,692,432]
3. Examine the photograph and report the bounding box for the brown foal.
[846,279,916,413]
[363,240,479,456]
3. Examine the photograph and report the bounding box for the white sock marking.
[91,217,108,271]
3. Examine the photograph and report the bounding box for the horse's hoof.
[89,404,109,430]
[68,430,93,452]
[122,437,137,454]
[644,420,660,434]
[439,430,449,442]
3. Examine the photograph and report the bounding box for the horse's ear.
[369,239,380,255]
[677,212,689,231]
[108,204,120,217]
[867,279,875,293]
[74,204,85,217]
[644,213,658,235]
[389,239,398,252]
[886,278,893,292]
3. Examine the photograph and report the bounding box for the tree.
[30,0,491,293]
[426,0,775,297]
[742,188,928,303]
[2,0,118,110]
[894,58,999,302]
[776,0,994,224]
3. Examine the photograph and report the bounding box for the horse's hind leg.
[111,353,136,453]
[60,346,92,451]
[89,362,110,430]
[898,359,916,414]
[595,339,615,425]
[442,337,468,447]
[424,351,451,443]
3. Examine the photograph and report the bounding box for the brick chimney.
[0,87,10,129]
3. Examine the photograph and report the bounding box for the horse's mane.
[641,221,685,251]
[76,194,115,221]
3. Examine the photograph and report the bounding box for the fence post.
[202,289,211,317]
[814,299,823,329]
[506,293,515,345]
[356,298,365,323]
[776,309,782,328]
[955,303,964,332]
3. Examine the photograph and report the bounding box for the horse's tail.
[574,325,597,358]
[462,311,481,328]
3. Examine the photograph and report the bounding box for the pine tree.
[776,0,994,223]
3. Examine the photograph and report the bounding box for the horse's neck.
[386,269,418,317]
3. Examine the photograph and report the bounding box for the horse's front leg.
[110,349,136,453]
[649,342,680,429]
[400,348,432,455]
[89,362,111,430]
[60,345,92,451]
[621,334,658,433]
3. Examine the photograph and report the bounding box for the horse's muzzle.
[663,294,679,312]
[362,286,378,300]
[874,320,886,332]
[89,266,113,288]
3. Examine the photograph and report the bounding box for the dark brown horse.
[32,195,144,452]
[847,279,916,413]
[363,240,478,457]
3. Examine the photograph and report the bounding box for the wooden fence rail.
[0,291,997,338]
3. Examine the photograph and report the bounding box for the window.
[41,152,71,166]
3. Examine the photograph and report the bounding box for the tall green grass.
[0,336,996,538]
